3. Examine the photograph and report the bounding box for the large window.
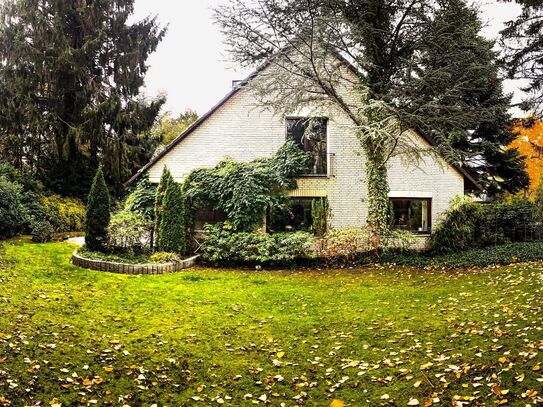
[267,198,314,233]
[391,198,431,233]
[286,117,327,175]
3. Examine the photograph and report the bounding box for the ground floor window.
[267,198,314,233]
[193,207,227,231]
[390,198,431,233]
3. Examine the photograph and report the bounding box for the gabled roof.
[127,54,481,192]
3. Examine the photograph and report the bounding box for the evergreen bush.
[0,175,26,240]
[154,167,174,245]
[158,180,186,254]
[85,166,111,251]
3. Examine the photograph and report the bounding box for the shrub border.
[71,250,199,274]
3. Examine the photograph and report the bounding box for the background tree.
[152,110,199,147]
[509,117,543,197]
[85,166,111,251]
[500,0,543,114]
[0,0,166,197]
[154,166,174,247]
[158,180,186,254]
[215,0,527,248]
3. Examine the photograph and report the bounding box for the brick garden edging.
[71,251,199,274]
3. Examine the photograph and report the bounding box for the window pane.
[391,199,430,233]
[268,199,314,233]
[286,118,327,175]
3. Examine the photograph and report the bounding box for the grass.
[0,238,542,406]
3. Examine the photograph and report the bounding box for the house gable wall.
[148,66,464,231]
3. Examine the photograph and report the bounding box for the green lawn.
[1,239,542,406]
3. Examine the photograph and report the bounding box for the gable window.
[390,198,431,233]
[286,118,327,175]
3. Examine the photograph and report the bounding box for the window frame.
[285,116,329,177]
[390,197,432,234]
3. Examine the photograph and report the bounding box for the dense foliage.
[125,175,156,222]
[0,162,86,241]
[85,166,111,251]
[157,180,186,254]
[151,110,199,146]
[184,141,309,232]
[0,175,26,240]
[378,241,543,268]
[201,222,313,265]
[0,0,165,197]
[431,196,542,253]
[107,210,152,251]
[41,195,86,233]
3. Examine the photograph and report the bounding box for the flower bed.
[71,250,199,274]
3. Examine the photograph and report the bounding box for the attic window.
[286,118,327,175]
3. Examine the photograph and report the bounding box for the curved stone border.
[71,251,199,274]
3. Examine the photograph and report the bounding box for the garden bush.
[31,220,54,243]
[431,196,543,253]
[149,252,181,263]
[0,175,26,240]
[201,222,313,265]
[315,227,369,263]
[107,210,152,251]
[41,194,86,232]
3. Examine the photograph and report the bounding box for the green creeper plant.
[85,166,111,251]
[158,180,186,254]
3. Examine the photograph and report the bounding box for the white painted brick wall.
[148,67,464,231]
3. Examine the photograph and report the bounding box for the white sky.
[134,0,527,116]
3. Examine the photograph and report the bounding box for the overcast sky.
[133,0,525,117]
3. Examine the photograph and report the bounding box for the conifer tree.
[154,166,174,247]
[0,0,166,196]
[85,166,111,251]
[158,180,186,254]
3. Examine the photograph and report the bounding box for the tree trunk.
[364,145,390,254]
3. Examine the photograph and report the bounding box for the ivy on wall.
[183,141,309,232]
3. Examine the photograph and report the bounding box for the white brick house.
[130,60,479,235]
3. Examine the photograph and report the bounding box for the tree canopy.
[0,0,166,197]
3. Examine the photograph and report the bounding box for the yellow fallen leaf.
[380,394,390,400]
[498,357,508,364]
[533,364,541,371]
[103,367,113,373]
[82,378,92,386]
[414,380,422,388]
[276,351,285,359]
[330,401,345,407]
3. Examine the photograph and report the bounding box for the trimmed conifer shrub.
[85,166,111,251]
[158,180,186,254]
[154,166,174,246]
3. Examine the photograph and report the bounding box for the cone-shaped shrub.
[154,166,174,246]
[158,180,185,254]
[85,166,111,251]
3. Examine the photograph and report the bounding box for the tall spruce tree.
[154,166,174,248]
[0,0,166,197]
[158,180,186,254]
[215,0,528,247]
[85,165,111,251]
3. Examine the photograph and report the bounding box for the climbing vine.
[183,141,309,232]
